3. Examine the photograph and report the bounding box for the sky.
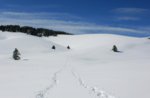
[0,0,150,37]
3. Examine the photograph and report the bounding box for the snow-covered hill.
[0,31,150,98]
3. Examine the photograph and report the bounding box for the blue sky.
[0,0,150,37]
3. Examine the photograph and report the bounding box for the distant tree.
[112,45,118,52]
[0,25,71,37]
[13,48,21,60]
[67,45,70,49]
[0,25,5,32]
[52,45,56,50]
[53,33,57,36]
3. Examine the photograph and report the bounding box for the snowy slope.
[0,31,150,98]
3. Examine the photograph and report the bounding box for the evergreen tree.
[67,45,70,49]
[13,48,21,60]
[0,25,71,37]
[52,45,56,50]
[112,45,118,52]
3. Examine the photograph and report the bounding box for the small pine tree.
[112,45,118,52]
[52,45,56,50]
[67,45,70,49]
[13,48,21,60]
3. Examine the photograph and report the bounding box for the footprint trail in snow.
[35,53,116,98]
[35,66,66,98]
[71,69,116,98]
[35,55,70,98]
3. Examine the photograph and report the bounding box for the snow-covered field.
[0,31,150,98]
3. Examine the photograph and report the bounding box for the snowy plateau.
[0,31,150,98]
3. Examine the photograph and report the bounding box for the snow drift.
[0,31,150,98]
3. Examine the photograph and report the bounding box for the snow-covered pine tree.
[52,45,56,50]
[112,45,118,52]
[13,48,21,60]
[67,45,70,49]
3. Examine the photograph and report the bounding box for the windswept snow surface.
[0,31,150,98]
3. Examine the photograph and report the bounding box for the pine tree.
[67,45,70,49]
[52,45,56,50]
[112,45,118,52]
[13,48,21,60]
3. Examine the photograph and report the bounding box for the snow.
[0,31,150,98]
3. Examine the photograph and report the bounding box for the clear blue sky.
[0,0,150,37]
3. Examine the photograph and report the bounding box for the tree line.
[0,25,72,37]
